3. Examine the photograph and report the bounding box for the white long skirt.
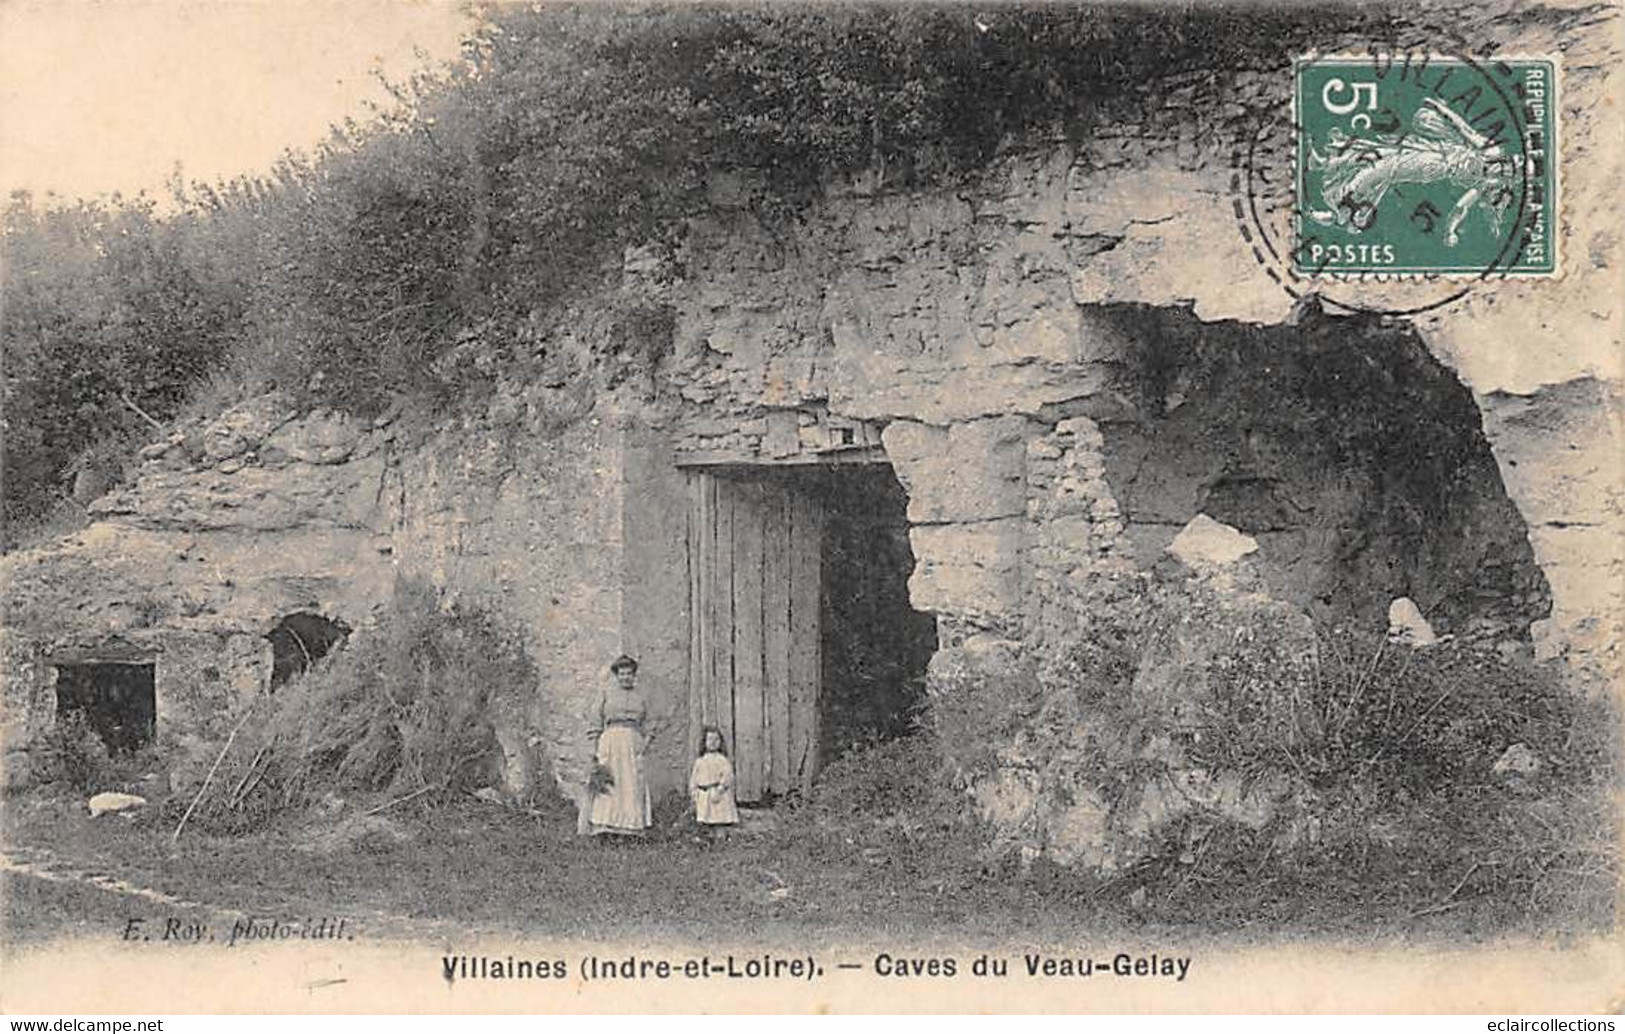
[589,725,651,835]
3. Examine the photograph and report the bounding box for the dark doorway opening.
[267,613,350,688]
[54,662,156,755]
[685,461,936,802]
[816,464,937,761]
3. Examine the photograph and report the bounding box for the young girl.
[688,726,738,841]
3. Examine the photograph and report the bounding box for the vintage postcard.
[1,0,1620,1016]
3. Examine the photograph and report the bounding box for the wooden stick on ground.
[360,745,489,818]
[1406,861,1482,920]
[117,392,165,432]
[172,701,258,843]
[360,783,434,817]
[227,743,270,808]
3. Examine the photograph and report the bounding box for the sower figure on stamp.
[1307,97,1515,246]
[585,654,653,837]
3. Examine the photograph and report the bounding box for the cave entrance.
[53,661,156,755]
[684,460,935,802]
[1091,305,1551,638]
[267,613,350,688]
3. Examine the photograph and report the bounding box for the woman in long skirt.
[587,654,651,836]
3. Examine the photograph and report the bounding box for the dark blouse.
[595,685,647,730]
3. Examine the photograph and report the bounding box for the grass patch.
[6,699,1610,946]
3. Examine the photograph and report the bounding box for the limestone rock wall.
[651,2,1622,864]
[1023,417,1144,658]
[0,399,395,789]
[0,394,679,803]
[380,407,692,805]
[882,416,1036,633]
[663,0,1623,688]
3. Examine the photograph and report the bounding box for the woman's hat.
[609,654,639,674]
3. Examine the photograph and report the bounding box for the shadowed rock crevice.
[816,463,937,761]
[1088,304,1551,641]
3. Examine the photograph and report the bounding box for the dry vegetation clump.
[34,711,116,794]
[780,733,995,889]
[166,580,541,835]
[916,573,1616,932]
[1088,627,1618,930]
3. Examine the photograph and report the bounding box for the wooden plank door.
[730,481,767,798]
[785,489,822,793]
[688,471,822,802]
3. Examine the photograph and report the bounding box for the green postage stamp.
[1294,54,1558,276]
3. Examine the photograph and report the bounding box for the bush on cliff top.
[3,2,1399,544]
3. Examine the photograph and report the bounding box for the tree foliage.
[2,1,1386,544]
[2,193,242,540]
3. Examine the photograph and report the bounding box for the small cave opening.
[1090,304,1551,639]
[53,661,156,755]
[267,613,351,688]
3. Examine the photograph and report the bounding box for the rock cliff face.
[655,0,1621,864]
[3,1,1618,868]
[669,136,1619,688]
[659,2,1623,698]
[0,403,396,793]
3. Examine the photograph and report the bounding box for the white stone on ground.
[1387,597,1439,646]
[1492,743,1543,777]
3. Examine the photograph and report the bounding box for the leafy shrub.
[797,735,952,825]
[1,194,239,543]
[1080,623,1618,930]
[175,579,540,834]
[783,733,992,892]
[36,711,114,793]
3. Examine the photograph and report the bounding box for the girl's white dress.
[689,752,738,825]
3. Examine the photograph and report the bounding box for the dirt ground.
[2,783,1608,957]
